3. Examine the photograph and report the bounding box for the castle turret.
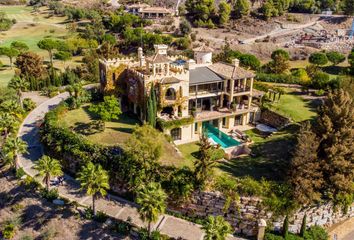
[138,47,145,67]
[193,44,214,64]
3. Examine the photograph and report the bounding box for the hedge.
[157,116,194,130]
[40,103,117,175]
[256,73,299,84]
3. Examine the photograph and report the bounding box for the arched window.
[165,88,176,100]
[171,128,182,141]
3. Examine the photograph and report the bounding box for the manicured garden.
[62,104,186,167]
[264,88,318,122]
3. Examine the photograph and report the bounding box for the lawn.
[264,88,317,122]
[0,6,79,86]
[217,125,299,181]
[63,105,186,167]
[177,142,200,168]
[176,125,299,181]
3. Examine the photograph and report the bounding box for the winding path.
[17,88,244,240]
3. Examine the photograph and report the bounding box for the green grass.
[177,142,200,168]
[0,6,77,86]
[217,125,299,181]
[63,105,186,167]
[265,89,317,122]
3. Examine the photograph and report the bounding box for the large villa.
[99,45,261,155]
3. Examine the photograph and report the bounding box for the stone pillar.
[230,80,235,102]
[218,118,223,130]
[248,95,252,109]
[250,77,254,92]
[257,219,267,240]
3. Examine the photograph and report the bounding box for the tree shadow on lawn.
[218,126,298,181]
[323,65,346,75]
[107,127,134,134]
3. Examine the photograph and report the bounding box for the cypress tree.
[282,215,289,238]
[315,89,354,208]
[300,214,307,237]
[147,82,157,128]
[289,122,323,205]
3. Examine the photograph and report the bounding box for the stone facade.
[171,191,354,237]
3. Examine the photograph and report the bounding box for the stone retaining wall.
[260,109,291,129]
[171,191,354,237]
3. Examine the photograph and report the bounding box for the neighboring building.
[126,3,174,18]
[99,45,260,147]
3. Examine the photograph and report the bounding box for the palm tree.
[202,215,232,240]
[8,76,29,108]
[3,137,28,169]
[34,155,63,191]
[136,182,167,236]
[0,113,18,139]
[76,162,109,216]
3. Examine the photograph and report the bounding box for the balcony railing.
[189,89,223,95]
[233,86,250,93]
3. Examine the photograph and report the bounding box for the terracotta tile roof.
[193,44,214,52]
[161,77,181,84]
[147,53,171,64]
[207,62,255,80]
[139,7,173,14]
[127,3,150,9]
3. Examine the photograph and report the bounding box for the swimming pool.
[202,122,241,149]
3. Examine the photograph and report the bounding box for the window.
[194,122,198,134]
[235,115,243,126]
[165,88,176,100]
[222,117,226,127]
[171,128,182,141]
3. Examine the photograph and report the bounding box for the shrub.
[157,117,194,130]
[15,167,26,179]
[304,226,329,240]
[311,72,330,89]
[111,221,131,235]
[138,228,169,240]
[94,211,108,223]
[23,98,36,112]
[256,73,298,84]
[309,52,328,66]
[11,203,24,213]
[237,176,263,196]
[2,223,16,239]
[20,175,41,190]
[314,89,325,96]
[265,233,284,240]
[40,188,59,201]
[83,207,94,220]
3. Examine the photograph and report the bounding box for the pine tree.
[288,122,323,205]
[234,0,250,18]
[218,1,231,26]
[315,89,354,208]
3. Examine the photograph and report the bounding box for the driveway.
[17,87,245,240]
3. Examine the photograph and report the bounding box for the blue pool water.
[202,122,241,149]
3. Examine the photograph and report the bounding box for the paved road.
[242,17,320,44]
[17,88,245,240]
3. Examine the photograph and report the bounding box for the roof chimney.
[232,58,240,67]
